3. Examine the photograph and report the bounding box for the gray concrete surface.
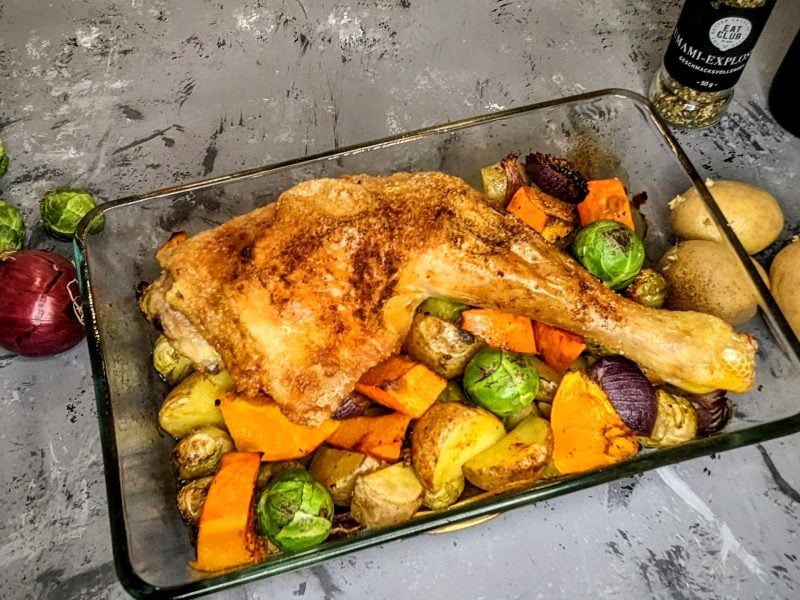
[1,1,799,598]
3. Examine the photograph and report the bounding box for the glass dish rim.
[73,87,800,600]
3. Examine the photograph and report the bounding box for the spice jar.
[649,0,777,129]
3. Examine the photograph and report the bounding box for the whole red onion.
[0,249,86,356]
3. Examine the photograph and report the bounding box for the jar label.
[663,0,775,92]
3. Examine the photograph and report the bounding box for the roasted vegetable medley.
[149,152,740,574]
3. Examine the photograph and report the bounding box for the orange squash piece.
[532,321,586,372]
[550,371,638,475]
[191,451,266,572]
[577,178,635,230]
[326,412,413,462]
[460,308,537,354]
[507,186,578,243]
[508,186,549,232]
[219,391,339,461]
[355,356,446,418]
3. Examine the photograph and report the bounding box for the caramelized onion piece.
[333,390,374,419]
[688,390,731,436]
[501,153,526,204]
[524,152,589,204]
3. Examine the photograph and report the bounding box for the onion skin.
[587,356,657,435]
[0,250,86,357]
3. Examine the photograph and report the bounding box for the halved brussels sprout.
[172,426,234,480]
[153,334,194,385]
[0,199,24,253]
[176,475,214,525]
[256,469,334,553]
[158,370,234,438]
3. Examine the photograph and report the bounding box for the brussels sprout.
[0,199,25,253]
[158,369,234,439]
[0,137,8,177]
[572,220,645,290]
[176,475,214,525]
[153,335,194,385]
[172,426,234,480]
[638,389,698,448]
[40,187,105,240]
[625,268,667,308]
[256,468,334,553]
[416,297,469,324]
[463,348,540,417]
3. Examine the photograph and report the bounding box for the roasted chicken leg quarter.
[143,172,757,426]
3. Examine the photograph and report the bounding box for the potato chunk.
[770,239,800,337]
[404,313,485,379]
[669,179,783,254]
[462,416,552,491]
[309,446,385,507]
[411,402,505,492]
[350,462,424,529]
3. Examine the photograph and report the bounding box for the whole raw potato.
[770,239,800,337]
[657,240,761,325]
[669,180,784,254]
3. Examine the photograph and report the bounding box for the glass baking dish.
[74,89,800,599]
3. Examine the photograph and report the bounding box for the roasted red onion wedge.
[587,355,657,435]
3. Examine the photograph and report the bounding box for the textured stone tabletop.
[1,1,799,599]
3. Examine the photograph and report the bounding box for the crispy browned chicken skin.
[145,172,756,426]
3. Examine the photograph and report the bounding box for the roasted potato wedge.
[158,370,234,438]
[404,313,486,379]
[309,446,386,506]
[422,474,465,511]
[411,402,505,492]
[462,415,553,491]
[350,462,424,528]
